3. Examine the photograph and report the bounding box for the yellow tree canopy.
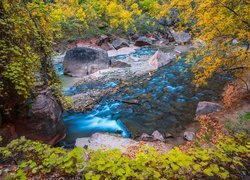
[167,0,250,86]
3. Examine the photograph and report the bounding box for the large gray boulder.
[196,101,223,115]
[15,89,66,145]
[63,47,110,77]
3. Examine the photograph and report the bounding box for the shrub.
[0,134,249,179]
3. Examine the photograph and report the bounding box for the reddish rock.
[14,89,66,145]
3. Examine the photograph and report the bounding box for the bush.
[0,134,249,179]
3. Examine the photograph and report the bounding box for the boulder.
[172,31,191,44]
[96,35,115,51]
[152,130,165,141]
[196,101,223,115]
[112,38,130,49]
[163,27,175,41]
[135,36,153,47]
[96,34,110,46]
[76,133,173,154]
[139,133,154,141]
[154,39,169,46]
[183,131,195,141]
[158,18,169,26]
[165,132,174,139]
[100,43,115,51]
[130,33,139,41]
[63,47,110,77]
[76,133,139,153]
[15,89,66,145]
[148,51,174,69]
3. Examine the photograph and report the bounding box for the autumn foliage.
[167,0,250,86]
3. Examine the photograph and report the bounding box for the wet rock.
[152,130,165,141]
[196,101,223,115]
[122,99,140,105]
[111,61,131,68]
[53,53,65,64]
[135,36,153,47]
[183,131,195,141]
[63,47,110,77]
[112,38,130,49]
[15,89,66,145]
[172,31,191,44]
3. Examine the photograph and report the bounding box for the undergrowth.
[0,134,249,179]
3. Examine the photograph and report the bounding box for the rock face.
[172,31,191,44]
[135,36,153,47]
[112,38,130,49]
[196,101,223,115]
[63,47,110,77]
[15,89,66,145]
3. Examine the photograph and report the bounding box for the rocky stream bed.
[54,45,231,148]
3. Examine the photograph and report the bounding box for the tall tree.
[167,0,250,86]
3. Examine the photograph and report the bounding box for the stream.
[55,47,231,147]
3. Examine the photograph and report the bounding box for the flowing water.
[55,47,231,146]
